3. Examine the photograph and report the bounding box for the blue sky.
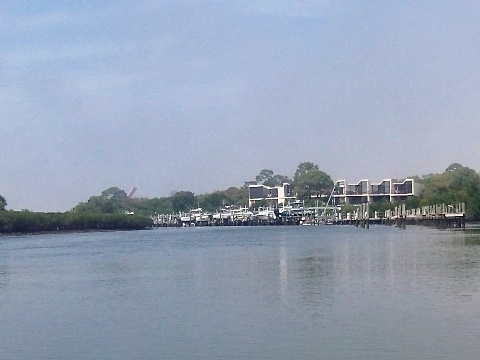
[1,1,480,211]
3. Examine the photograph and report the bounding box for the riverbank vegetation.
[68,162,480,220]
[70,162,333,217]
[2,162,480,233]
[0,211,152,234]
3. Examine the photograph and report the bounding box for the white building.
[248,183,296,207]
[333,178,421,205]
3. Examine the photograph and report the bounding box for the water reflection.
[279,246,288,303]
[289,228,480,309]
[296,253,335,301]
[0,265,8,288]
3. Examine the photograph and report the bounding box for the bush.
[0,211,152,234]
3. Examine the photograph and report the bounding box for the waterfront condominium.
[333,178,421,205]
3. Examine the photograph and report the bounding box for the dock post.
[365,203,370,229]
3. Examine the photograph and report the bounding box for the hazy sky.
[1,1,479,212]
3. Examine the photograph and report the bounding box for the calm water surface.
[1,225,480,359]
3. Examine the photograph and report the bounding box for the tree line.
[355,163,480,219]
[0,211,152,234]
[69,161,334,216]
[67,161,480,220]
[2,161,480,233]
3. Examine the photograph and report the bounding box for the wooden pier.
[325,202,466,229]
[384,202,466,229]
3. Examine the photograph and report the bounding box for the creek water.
[1,225,480,359]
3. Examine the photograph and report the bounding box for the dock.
[151,202,466,229]
[333,202,466,229]
[384,202,466,229]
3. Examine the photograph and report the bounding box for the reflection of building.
[333,179,421,205]
[248,183,295,207]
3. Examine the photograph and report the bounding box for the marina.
[152,203,329,227]
[151,202,466,229]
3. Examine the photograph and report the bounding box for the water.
[1,225,480,359]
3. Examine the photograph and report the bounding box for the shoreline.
[0,227,152,237]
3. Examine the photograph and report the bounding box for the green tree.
[243,180,257,188]
[0,194,6,210]
[256,169,274,185]
[142,197,173,215]
[272,174,291,186]
[340,204,357,216]
[197,191,225,212]
[255,169,291,187]
[404,195,421,210]
[223,186,248,206]
[101,187,128,200]
[171,191,196,212]
[445,163,464,172]
[293,162,334,200]
[72,187,130,214]
[419,163,480,219]
[0,211,152,234]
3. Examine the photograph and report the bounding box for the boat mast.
[321,181,337,220]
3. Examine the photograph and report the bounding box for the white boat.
[212,207,233,221]
[256,207,276,221]
[180,212,193,223]
[190,208,210,223]
[280,200,305,216]
[231,207,252,222]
